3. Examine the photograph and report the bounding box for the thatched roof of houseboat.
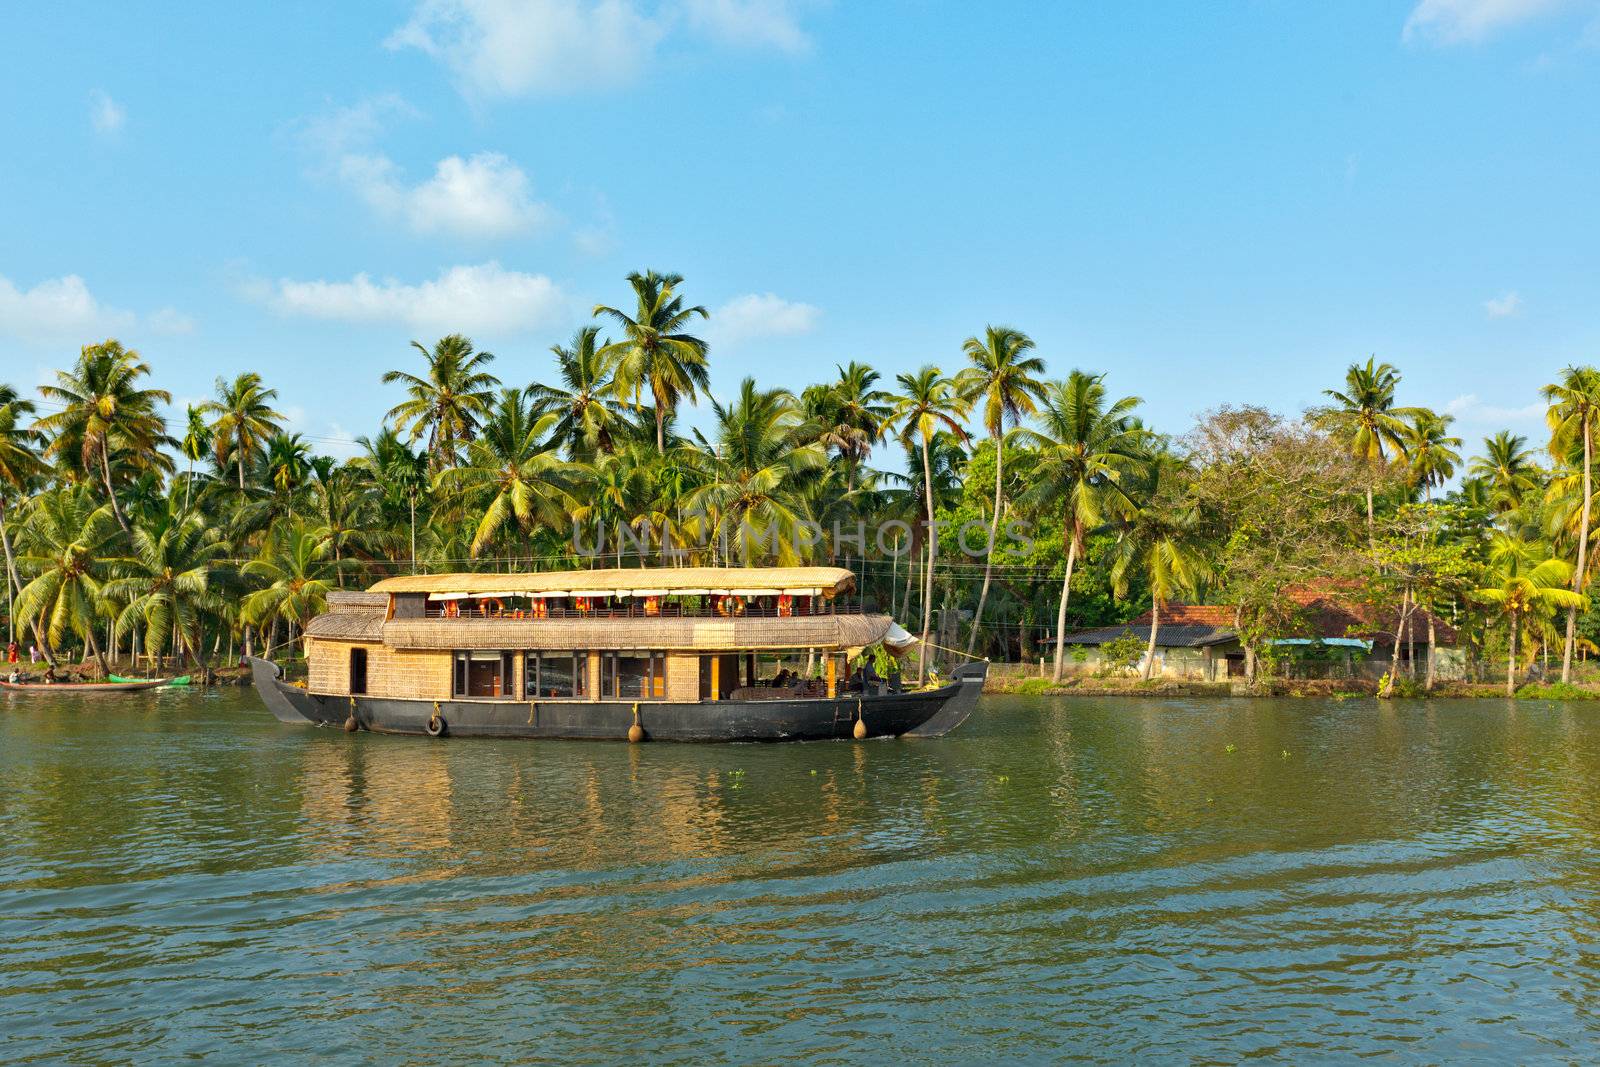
[305,590,387,641]
[367,566,856,598]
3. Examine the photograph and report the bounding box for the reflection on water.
[4,689,1600,1062]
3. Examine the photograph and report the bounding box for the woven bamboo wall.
[666,654,700,702]
[308,638,451,699]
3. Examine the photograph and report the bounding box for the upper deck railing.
[421,597,872,621]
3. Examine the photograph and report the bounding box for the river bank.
[981,669,1600,700]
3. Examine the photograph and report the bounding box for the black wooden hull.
[245,657,984,742]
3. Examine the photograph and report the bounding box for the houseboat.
[247,566,986,742]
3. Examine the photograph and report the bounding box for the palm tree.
[892,367,971,683]
[263,432,312,502]
[13,487,124,672]
[103,511,227,666]
[1474,533,1586,696]
[382,335,500,472]
[1109,455,1211,680]
[308,457,367,587]
[36,340,172,532]
[1317,357,1423,532]
[1541,365,1600,683]
[179,404,212,512]
[804,362,892,490]
[684,379,827,565]
[956,326,1047,653]
[594,271,710,454]
[433,389,574,558]
[0,385,44,638]
[241,523,340,651]
[1018,372,1145,681]
[356,428,427,574]
[1404,410,1462,500]
[1468,431,1539,513]
[200,372,283,493]
[530,325,622,459]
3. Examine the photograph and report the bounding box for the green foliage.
[1513,682,1597,701]
[1098,630,1145,675]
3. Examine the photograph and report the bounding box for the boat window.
[453,650,509,698]
[349,647,368,695]
[603,651,665,700]
[524,651,585,699]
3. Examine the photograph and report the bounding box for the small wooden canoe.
[0,678,169,693]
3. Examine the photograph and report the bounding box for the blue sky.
[3,1,1599,461]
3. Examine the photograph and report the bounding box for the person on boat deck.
[7,670,18,685]
[771,668,793,688]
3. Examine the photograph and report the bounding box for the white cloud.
[298,94,417,158]
[89,90,125,135]
[685,0,810,52]
[387,0,666,96]
[708,292,820,345]
[255,262,568,335]
[1403,0,1566,45]
[1485,290,1523,317]
[340,151,548,238]
[1445,393,1545,424]
[386,0,813,97]
[0,274,196,343]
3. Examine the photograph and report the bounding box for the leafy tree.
[1019,371,1144,680]
[433,389,573,558]
[684,379,827,565]
[1474,533,1586,696]
[104,511,227,665]
[200,372,282,493]
[892,366,971,682]
[382,334,500,472]
[595,271,710,454]
[13,487,125,672]
[1316,357,1422,531]
[1540,365,1600,682]
[956,325,1047,653]
[37,340,172,532]
[1109,454,1211,679]
[1467,430,1539,513]
[530,325,621,459]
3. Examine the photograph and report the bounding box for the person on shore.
[6,641,16,664]
[42,665,57,684]
[28,643,37,663]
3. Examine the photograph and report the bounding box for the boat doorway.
[349,647,368,695]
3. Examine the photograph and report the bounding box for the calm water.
[4,689,1600,1064]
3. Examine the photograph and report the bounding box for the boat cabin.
[301,567,903,704]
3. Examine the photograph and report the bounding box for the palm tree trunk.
[918,436,936,685]
[1562,416,1591,683]
[1426,612,1437,691]
[83,620,110,677]
[653,380,668,455]
[967,431,1004,654]
[99,442,130,533]
[184,458,193,511]
[1142,594,1160,681]
[1507,610,1518,697]
[0,504,22,636]
[238,441,246,492]
[409,493,418,574]
[1052,530,1080,682]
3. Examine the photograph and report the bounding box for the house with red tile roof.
[1059,586,1462,681]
